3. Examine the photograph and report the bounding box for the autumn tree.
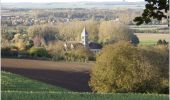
[57,21,84,41]
[47,41,65,61]
[74,46,94,62]
[57,20,99,42]
[84,20,99,42]
[89,41,167,93]
[12,33,28,50]
[28,24,59,43]
[98,21,138,44]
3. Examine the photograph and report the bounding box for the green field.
[139,40,157,45]
[2,71,169,100]
[2,71,70,92]
[134,33,169,46]
[2,92,169,100]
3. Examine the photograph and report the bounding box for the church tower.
[81,27,88,47]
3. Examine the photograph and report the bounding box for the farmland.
[2,71,70,92]
[2,91,169,100]
[135,33,169,45]
[2,68,169,100]
[2,58,93,92]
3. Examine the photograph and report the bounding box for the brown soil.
[1,58,94,92]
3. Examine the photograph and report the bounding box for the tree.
[47,41,65,61]
[162,39,168,45]
[84,20,99,42]
[139,45,169,93]
[12,33,28,50]
[74,46,93,62]
[131,35,139,45]
[26,40,34,49]
[89,41,166,93]
[15,39,26,51]
[98,21,138,45]
[57,20,99,42]
[157,39,168,45]
[28,25,59,43]
[134,0,169,25]
[29,47,49,58]
[157,39,163,45]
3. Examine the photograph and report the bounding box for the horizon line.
[2,1,145,3]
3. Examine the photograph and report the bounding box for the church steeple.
[81,27,88,47]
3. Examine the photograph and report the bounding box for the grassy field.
[139,40,157,45]
[2,71,169,100]
[2,91,169,100]
[2,71,70,92]
[135,33,169,45]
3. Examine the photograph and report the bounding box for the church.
[64,27,102,54]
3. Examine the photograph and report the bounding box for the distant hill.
[2,1,145,9]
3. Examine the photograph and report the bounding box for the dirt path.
[1,58,94,92]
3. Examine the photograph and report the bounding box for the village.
[1,0,169,100]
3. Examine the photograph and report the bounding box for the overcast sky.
[2,0,144,3]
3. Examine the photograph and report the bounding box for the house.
[64,27,102,54]
[88,42,102,54]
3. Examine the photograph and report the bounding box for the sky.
[2,0,144,3]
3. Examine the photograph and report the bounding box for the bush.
[1,47,18,57]
[131,35,139,45]
[157,39,168,45]
[74,47,94,62]
[18,51,30,58]
[89,41,167,93]
[29,47,49,58]
[26,40,34,49]
[139,45,169,94]
[47,41,65,61]
[1,47,11,57]
[15,40,27,51]
[64,47,94,62]
[157,39,163,45]
[28,25,59,43]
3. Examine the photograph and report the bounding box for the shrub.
[26,40,34,49]
[29,47,49,58]
[1,47,18,57]
[157,39,163,45]
[47,41,65,61]
[74,47,94,62]
[89,41,166,93]
[18,51,30,58]
[1,47,11,57]
[157,39,168,46]
[64,51,76,62]
[28,25,59,43]
[63,46,94,62]
[139,45,169,94]
[131,35,139,45]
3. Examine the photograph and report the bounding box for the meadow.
[139,40,158,45]
[135,33,169,45]
[2,69,169,100]
[2,71,70,92]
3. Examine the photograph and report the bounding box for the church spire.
[81,27,88,47]
[82,27,88,36]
